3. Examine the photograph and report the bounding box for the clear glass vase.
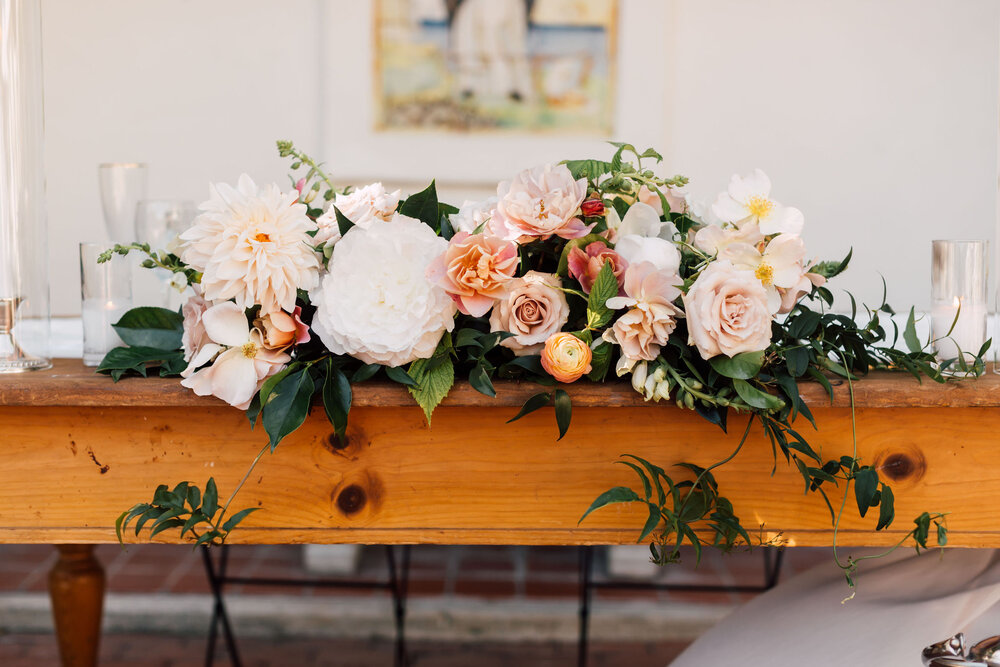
[0,0,50,372]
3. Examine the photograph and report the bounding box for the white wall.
[40,0,999,315]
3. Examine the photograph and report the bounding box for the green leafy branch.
[98,243,201,287]
[116,477,260,547]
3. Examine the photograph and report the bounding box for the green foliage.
[407,342,456,424]
[113,307,184,350]
[399,181,439,229]
[586,262,618,329]
[97,346,186,381]
[116,478,259,547]
[261,365,315,450]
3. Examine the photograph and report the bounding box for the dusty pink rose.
[255,306,311,350]
[778,271,826,314]
[566,242,627,295]
[540,333,592,383]
[603,262,683,362]
[494,164,591,241]
[427,232,519,317]
[181,294,212,362]
[489,270,570,356]
[682,260,772,359]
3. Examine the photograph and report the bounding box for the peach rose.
[494,163,591,241]
[566,242,627,295]
[682,260,772,359]
[427,232,519,317]
[489,270,570,356]
[603,262,683,362]
[255,306,311,351]
[181,294,211,362]
[540,333,593,383]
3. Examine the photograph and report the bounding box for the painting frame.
[320,0,671,187]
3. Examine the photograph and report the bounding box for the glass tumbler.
[98,163,147,243]
[134,199,196,307]
[80,243,132,366]
[931,240,989,363]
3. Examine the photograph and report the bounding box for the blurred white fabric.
[672,548,1000,667]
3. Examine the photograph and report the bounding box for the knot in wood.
[336,484,367,515]
[879,450,926,483]
[325,433,348,451]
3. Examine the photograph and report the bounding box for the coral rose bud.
[581,198,605,218]
[540,332,593,383]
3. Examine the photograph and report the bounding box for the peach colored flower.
[778,271,826,314]
[181,294,211,362]
[566,242,627,295]
[603,262,683,362]
[255,306,311,351]
[540,333,593,383]
[180,302,290,410]
[427,232,519,317]
[637,184,686,215]
[494,163,590,241]
[489,271,569,356]
[683,260,772,359]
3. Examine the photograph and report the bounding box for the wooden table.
[2,359,1000,665]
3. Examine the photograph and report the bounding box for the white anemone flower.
[180,301,290,410]
[180,175,320,315]
[608,202,681,274]
[721,234,807,313]
[711,169,804,236]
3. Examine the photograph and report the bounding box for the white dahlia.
[310,214,457,367]
[180,174,320,314]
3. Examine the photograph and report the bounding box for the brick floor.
[0,633,691,667]
[0,544,832,665]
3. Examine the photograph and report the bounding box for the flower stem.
[214,443,270,534]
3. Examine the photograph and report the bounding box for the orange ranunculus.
[540,332,593,383]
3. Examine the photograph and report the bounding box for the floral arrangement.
[102,141,986,585]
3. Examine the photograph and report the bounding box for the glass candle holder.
[98,163,148,243]
[0,0,51,372]
[80,243,132,366]
[931,240,989,362]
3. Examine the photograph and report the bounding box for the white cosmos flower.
[310,214,457,367]
[608,202,681,274]
[711,169,804,236]
[180,174,320,314]
[720,234,807,313]
[180,301,290,410]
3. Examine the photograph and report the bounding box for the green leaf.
[936,521,948,546]
[578,486,642,524]
[904,307,921,354]
[556,233,611,277]
[399,181,439,227]
[97,346,186,379]
[876,484,895,530]
[469,362,496,397]
[322,360,352,441]
[854,467,879,518]
[506,392,552,423]
[262,368,315,450]
[112,307,184,350]
[385,365,417,386]
[149,518,186,539]
[554,389,572,440]
[202,478,219,518]
[561,159,614,180]
[407,355,455,424]
[709,351,764,380]
[586,261,618,328]
[732,379,785,411]
[334,206,355,237]
[221,507,261,533]
[638,503,661,542]
[587,342,613,382]
[351,363,380,383]
[785,347,810,378]
[811,248,852,279]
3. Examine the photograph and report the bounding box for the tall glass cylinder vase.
[0,0,50,372]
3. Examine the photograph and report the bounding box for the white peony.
[314,182,402,248]
[310,214,457,367]
[180,174,320,315]
[451,197,499,234]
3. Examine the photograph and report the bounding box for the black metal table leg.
[386,545,412,667]
[578,546,594,667]
[201,545,241,667]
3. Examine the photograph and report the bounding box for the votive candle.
[931,240,989,362]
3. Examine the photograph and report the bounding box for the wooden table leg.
[48,545,105,667]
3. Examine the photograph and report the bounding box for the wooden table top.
[0,358,997,409]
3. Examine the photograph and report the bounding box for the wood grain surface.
[1,367,997,546]
[1,358,999,408]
